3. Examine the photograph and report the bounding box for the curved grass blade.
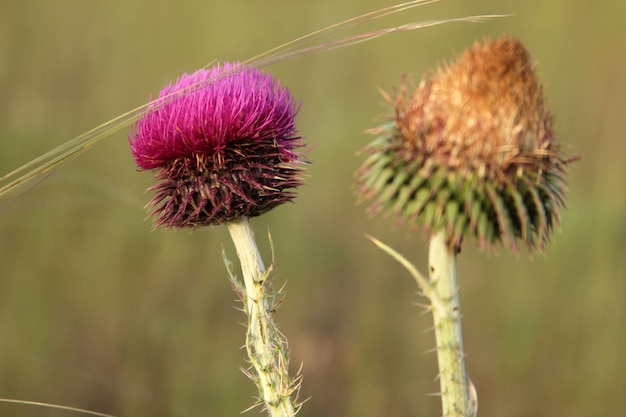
[0,0,504,204]
[0,398,118,417]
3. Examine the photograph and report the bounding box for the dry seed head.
[356,35,573,252]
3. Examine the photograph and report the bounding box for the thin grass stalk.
[0,5,503,203]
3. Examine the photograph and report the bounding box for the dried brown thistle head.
[356,35,575,252]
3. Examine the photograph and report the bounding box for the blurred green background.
[1,1,624,416]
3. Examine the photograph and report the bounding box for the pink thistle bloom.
[129,62,304,228]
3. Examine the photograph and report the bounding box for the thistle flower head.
[356,35,573,252]
[129,62,304,228]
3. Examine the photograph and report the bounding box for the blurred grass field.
[1,1,625,416]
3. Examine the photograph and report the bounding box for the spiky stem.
[428,231,474,417]
[367,234,476,416]
[226,218,298,417]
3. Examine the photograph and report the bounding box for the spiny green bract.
[356,35,573,252]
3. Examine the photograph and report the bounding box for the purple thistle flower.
[129,62,304,228]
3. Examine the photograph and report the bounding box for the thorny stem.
[368,233,476,417]
[428,232,474,417]
[226,218,299,417]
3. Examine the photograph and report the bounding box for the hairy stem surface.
[226,218,298,417]
[429,231,472,417]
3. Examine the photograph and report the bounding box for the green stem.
[428,231,473,417]
[367,232,477,416]
[226,218,298,417]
